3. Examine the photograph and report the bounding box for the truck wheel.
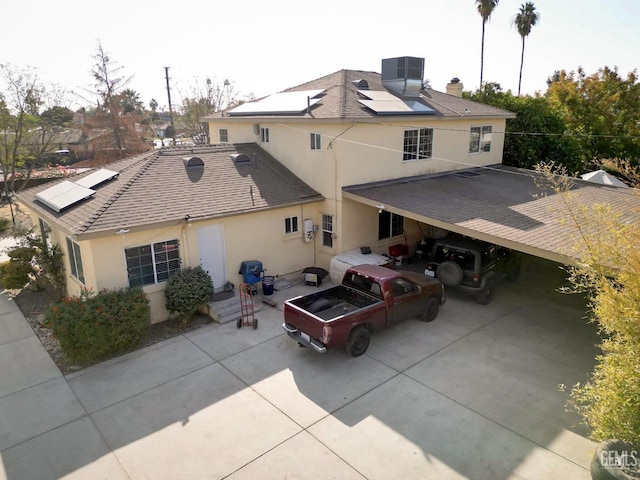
[421,297,439,322]
[436,261,464,286]
[345,326,370,357]
[475,279,495,305]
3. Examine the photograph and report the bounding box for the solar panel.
[74,168,118,188]
[35,181,95,212]
[227,90,325,115]
[357,90,435,115]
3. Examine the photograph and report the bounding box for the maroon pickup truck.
[282,264,445,357]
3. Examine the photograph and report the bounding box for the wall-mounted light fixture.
[115,228,130,235]
[376,204,386,214]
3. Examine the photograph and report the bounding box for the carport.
[343,164,640,265]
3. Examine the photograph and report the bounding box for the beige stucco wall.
[206,116,507,265]
[29,201,322,324]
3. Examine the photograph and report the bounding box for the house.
[16,56,640,323]
[203,56,640,268]
[202,56,517,268]
[16,144,323,322]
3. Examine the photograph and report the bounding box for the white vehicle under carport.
[424,234,522,304]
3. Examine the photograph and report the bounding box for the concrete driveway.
[0,257,600,479]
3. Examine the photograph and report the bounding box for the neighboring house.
[203,56,516,268]
[16,144,323,323]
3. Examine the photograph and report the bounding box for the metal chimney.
[381,57,425,97]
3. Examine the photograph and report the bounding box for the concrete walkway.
[0,258,599,479]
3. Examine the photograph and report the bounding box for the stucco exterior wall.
[29,201,322,324]
[206,116,507,266]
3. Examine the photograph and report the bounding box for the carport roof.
[343,165,640,265]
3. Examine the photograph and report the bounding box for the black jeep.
[424,234,522,304]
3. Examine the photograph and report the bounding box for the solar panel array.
[357,90,435,115]
[227,90,325,116]
[35,168,119,212]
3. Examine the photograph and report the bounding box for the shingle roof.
[343,165,640,265]
[205,70,513,121]
[16,144,323,238]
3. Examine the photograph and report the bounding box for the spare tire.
[308,298,335,314]
[436,261,464,286]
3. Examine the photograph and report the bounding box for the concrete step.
[207,292,265,324]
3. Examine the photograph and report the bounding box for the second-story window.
[469,126,492,153]
[310,133,321,150]
[403,128,433,161]
[261,127,270,143]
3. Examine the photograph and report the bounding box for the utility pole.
[164,67,176,145]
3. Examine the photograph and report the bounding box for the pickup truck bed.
[287,285,381,322]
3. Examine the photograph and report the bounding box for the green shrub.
[0,217,10,234]
[0,247,37,289]
[164,266,214,328]
[44,287,150,364]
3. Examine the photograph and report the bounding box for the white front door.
[197,224,227,292]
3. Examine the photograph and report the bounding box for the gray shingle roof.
[205,70,513,121]
[16,144,323,238]
[343,165,640,265]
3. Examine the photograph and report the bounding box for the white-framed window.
[66,237,85,284]
[469,126,492,153]
[284,216,299,234]
[378,211,404,240]
[219,128,228,143]
[125,239,181,287]
[260,127,270,143]
[310,133,321,150]
[321,214,333,248]
[403,128,433,160]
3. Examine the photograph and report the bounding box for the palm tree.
[476,0,500,88]
[514,2,540,96]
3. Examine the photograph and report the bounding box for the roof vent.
[230,153,251,163]
[352,79,369,90]
[183,157,204,168]
[381,56,425,97]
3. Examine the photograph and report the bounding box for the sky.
[2,0,639,111]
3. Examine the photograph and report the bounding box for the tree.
[514,2,540,96]
[541,160,640,447]
[546,67,640,164]
[464,83,585,171]
[177,77,238,142]
[476,0,500,87]
[0,65,62,193]
[88,42,151,161]
[119,89,144,115]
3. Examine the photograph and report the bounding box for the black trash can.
[262,276,274,295]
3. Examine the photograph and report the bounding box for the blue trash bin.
[262,276,274,295]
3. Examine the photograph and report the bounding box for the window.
[403,128,433,160]
[260,127,270,143]
[378,211,404,240]
[390,278,415,298]
[219,128,228,143]
[310,133,321,150]
[469,126,492,153]
[321,214,333,248]
[284,216,298,234]
[125,239,181,287]
[66,237,85,284]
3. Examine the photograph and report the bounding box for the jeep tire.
[475,278,495,305]
[436,261,464,286]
